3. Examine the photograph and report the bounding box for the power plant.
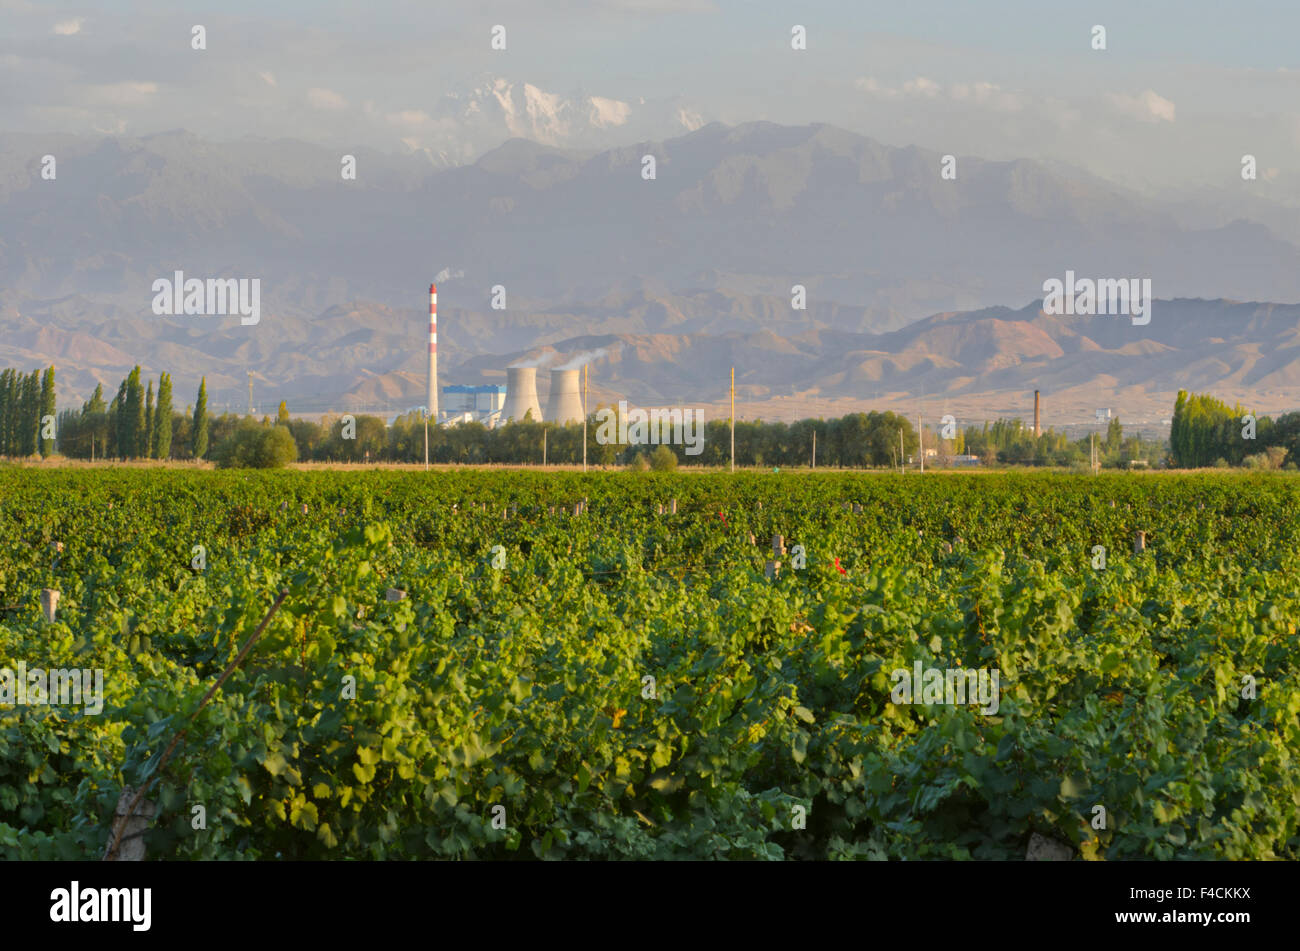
[545,368,584,425]
[503,366,542,423]
[426,283,438,421]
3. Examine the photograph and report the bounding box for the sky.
[3,0,1300,194]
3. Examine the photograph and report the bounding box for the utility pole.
[582,364,588,473]
[247,372,254,416]
[543,428,547,466]
[811,429,816,469]
[424,411,429,470]
[919,410,924,473]
[900,428,905,473]
[730,367,735,473]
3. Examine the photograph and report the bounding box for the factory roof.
[443,384,507,393]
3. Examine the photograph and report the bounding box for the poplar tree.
[39,366,56,456]
[192,377,209,459]
[21,370,40,456]
[0,369,11,455]
[110,380,127,459]
[153,372,173,459]
[145,379,155,459]
[122,368,146,458]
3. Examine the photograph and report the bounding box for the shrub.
[649,446,678,472]
[212,421,299,469]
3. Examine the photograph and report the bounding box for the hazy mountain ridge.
[5,120,1300,422]
[7,293,1300,428]
[5,120,1300,313]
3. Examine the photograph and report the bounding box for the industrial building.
[443,385,506,415]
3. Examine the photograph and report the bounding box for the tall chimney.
[1033,389,1041,437]
[427,284,438,421]
[545,369,584,425]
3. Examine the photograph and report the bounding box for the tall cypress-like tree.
[0,369,11,455]
[84,383,107,460]
[153,372,173,459]
[110,380,127,459]
[2,369,19,456]
[21,370,40,456]
[145,379,155,459]
[1170,390,1187,467]
[117,368,141,459]
[132,370,147,459]
[192,377,209,459]
[39,366,56,456]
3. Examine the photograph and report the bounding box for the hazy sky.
[4,0,1300,194]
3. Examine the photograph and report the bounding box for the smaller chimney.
[1033,390,1041,437]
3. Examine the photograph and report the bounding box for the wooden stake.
[40,588,59,623]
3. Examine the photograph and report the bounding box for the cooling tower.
[545,369,584,425]
[503,366,542,423]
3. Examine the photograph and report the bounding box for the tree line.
[0,367,57,457]
[56,368,196,461]
[13,367,1300,470]
[1169,390,1300,469]
[961,417,1164,468]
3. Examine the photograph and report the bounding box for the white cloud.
[387,109,431,127]
[92,117,128,135]
[950,81,1024,113]
[858,76,1025,113]
[258,71,277,87]
[307,87,347,110]
[902,77,940,98]
[1108,89,1176,123]
[52,17,83,35]
[84,81,157,105]
[859,76,1026,112]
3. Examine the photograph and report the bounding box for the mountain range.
[3,119,1300,428]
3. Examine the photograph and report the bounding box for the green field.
[2,469,1298,859]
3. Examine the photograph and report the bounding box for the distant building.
[442,408,504,430]
[1096,408,1112,422]
[443,385,506,416]
[952,454,982,466]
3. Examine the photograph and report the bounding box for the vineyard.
[2,469,1299,860]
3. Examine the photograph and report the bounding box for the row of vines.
[2,469,1299,858]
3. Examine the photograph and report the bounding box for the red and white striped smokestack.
[427,283,438,420]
